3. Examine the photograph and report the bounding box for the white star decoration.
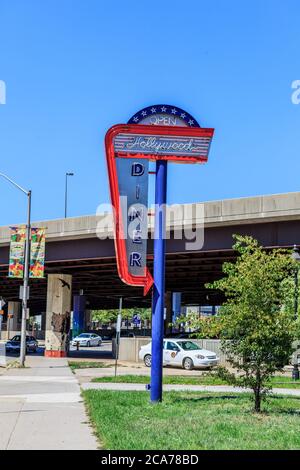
[130,107,197,127]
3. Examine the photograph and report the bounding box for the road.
[2,340,113,363]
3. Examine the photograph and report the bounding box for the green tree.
[92,307,151,327]
[174,313,222,339]
[92,309,118,325]
[205,235,299,412]
[132,308,151,322]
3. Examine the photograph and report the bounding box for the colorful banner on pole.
[30,228,46,278]
[8,227,26,278]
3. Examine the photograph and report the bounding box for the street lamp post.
[291,245,300,380]
[64,172,74,218]
[0,173,31,367]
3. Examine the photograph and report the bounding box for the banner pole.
[114,297,122,377]
[150,160,167,403]
[20,190,31,367]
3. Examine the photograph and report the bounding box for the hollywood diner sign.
[105,106,214,295]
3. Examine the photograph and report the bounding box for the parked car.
[139,338,219,370]
[71,333,102,347]
[6,335,38,353]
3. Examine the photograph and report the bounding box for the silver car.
[71,333,102,347]
[6,335,38,353]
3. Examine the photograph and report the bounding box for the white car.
[139,338,219,370]
[71,333,102,347]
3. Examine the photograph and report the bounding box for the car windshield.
[78,334,90,338]
[177,341,200,351]
[11,336,21,342]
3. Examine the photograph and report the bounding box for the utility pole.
[64,172,74,218]
[0,173,31,366]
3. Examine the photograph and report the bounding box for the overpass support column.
[41,312,46,335]
[172,292,182,324]
[84,309,92,331]
[73,295,86,338]
[164,292,172,335]
[7,302,21,339]
[45,274,72,358]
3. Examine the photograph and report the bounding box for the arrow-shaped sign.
[105,124,214,295]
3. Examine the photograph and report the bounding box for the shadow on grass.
[171,394,241,404]
[274,409,300,416]
[270,394,300,401]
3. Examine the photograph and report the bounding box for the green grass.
[91,373,300,388]
[83,390,300,450]
[68,361,112,371]
[270,375,300,389]
[91,374,227,385]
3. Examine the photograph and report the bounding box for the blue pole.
[73,295,86,339]
[150,160,167,403]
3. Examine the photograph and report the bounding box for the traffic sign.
[132,314,141,326]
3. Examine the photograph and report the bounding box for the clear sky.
[0,0,300,225]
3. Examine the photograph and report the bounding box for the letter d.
[132,162,145,176]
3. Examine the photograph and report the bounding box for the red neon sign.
[105,124,214,295]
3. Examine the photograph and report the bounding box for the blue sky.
[0,0,300,225]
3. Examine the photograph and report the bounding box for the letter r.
[130,252,142,267]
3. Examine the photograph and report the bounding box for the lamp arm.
[0,172,29,196]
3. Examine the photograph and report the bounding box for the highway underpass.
[1,191,300,315]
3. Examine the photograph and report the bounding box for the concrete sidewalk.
[0,356,98,450]
[81,381,300,397]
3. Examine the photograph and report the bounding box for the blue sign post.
[150,159,168,402]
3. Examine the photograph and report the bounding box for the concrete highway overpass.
[1,191,300,313]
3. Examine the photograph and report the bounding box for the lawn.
[68,361,112,371]
[91,374,227,385]
[91,373,300,389]
[83,390,300,450]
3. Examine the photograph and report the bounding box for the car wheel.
[86,341,90,347]
[183,357,194,370]
[144,354,152,367]
[98,340,101,346]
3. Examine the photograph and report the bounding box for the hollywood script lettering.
[116,135,207,154]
